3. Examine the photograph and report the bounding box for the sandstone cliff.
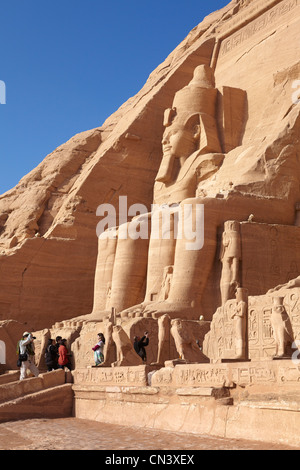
[1,0,300,330]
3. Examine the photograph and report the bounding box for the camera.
[32,336,36,340]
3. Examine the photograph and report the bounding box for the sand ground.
[0,418,297,451]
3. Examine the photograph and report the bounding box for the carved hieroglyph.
[203,288,248,361]
[203,285,300,362]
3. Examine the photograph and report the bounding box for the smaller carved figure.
[220,220,242,305]
[159,266,173,301]
[112,325,143,367]
[271,297,293,358]
[231,288,248,360]
[170,319,208,362]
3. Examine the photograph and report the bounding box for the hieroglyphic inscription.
[248,290,300,359]
[174,366,228,387]
[220,0,298,56]
[172,362,300,387]
[74,367,148,386]
[232,366,276,385]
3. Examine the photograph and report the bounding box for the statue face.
[162,125,197,160]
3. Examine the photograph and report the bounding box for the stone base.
[72,361,300,447]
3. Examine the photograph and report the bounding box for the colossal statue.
[153,64,223,205]
[84,61,298,325]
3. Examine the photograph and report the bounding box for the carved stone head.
[156,65,219,184]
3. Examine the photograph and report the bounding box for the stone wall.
[72,361,300,447]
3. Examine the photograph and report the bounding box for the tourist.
[17,332,39,380]
[133,332,149,362]
[45,338,58,371]
[92,333,105,366]
[55,336,62,352]
[58,339,72,370]
[54,336,62,368]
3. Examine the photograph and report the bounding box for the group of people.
[17,329,151,379]
[91,331,150,367]
[45,336,72,372]
[17,332,72,381]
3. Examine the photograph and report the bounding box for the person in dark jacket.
[53,336,62,368]
[134,332,149,362]
[45,338,58,372]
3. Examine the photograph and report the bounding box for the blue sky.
[0,0,229,195]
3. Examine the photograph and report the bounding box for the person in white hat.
[17,332,39,381]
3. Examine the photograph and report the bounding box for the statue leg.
[108,223,149,313]
[145,197,218,319]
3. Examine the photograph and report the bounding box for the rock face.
[1,0,298,448]
[3,5,300,449]
[1,0,300,362]
[88,0,300,327]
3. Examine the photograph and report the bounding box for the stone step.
[0,383,73,423]
[0,369,66,406]
[0,371,20,386]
